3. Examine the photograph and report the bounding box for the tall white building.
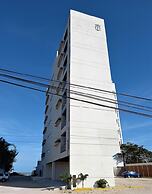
[40,10,122,187]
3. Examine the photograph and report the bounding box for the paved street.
[0,176,152,194]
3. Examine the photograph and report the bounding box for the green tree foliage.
[113,142,152,165]
[0,137,18,172]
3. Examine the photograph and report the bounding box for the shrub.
[60,173,72,189]
[95,179,108,188]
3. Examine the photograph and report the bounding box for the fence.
[115,162,152,177]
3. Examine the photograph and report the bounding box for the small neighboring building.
[40,10,122,187]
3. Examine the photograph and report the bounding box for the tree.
[113,142,152,170]
[0,137,18,172]
[77,173,88,188]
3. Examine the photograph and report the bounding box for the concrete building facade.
[40,10,122,187]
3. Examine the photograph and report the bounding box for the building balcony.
[45,105,49,115]
[55,117,61,127]
[62,82,66,92]
[57,67,63,80]
[60,132,66,153]
[62,72,67,92]
[57,52,65,67]
[43,127,47,134]
[41,153,45,159]
[58,40,65,56]
[61,109,66,130]
[42,139,46,146]
[54,138,61,146]
[56,82,62,94]
[61,119,66,130]
[45,95,49,105]
[63,29,68,41]
[56,98,62,110]
[44,116,48,125]
[62,56,67,73]
[62,97,66,109]
[63,41,68,54]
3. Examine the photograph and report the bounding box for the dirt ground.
[0,176,152,194]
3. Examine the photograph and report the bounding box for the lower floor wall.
[43,160,69,180]
[70,155,115,187]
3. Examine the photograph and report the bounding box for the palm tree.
[60,173,72,189]
[77,173,88,188]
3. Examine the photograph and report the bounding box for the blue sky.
[0,0,152,172]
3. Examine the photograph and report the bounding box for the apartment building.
[40,10,122,187]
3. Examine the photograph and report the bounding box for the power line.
[0,67,152,102]
[1,72,152,113]
[0,68,49,82]
[70,90,152,113]
[0,78,152,118]
[0,73,49,88]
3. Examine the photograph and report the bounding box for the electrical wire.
[0,79,152,118]
[0,67,152,102]
[1,72,152,113]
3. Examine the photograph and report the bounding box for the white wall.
[69,10,121,187]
